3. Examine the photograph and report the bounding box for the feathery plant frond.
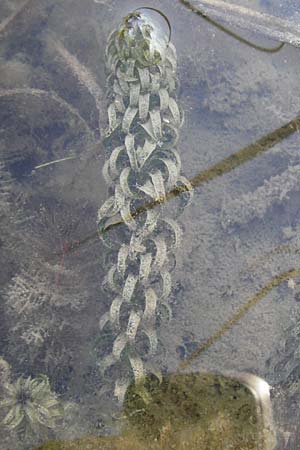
[0,374,63,435]
[97,8,193,402]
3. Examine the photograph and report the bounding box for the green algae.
[37,372,269,450]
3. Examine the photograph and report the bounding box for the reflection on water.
[1,0,300,449]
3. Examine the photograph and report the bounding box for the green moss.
[123,372,263,448]
[38,373,269,450]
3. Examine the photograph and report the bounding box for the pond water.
[1,0,300,449]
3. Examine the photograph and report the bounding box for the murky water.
[1,1,300,449]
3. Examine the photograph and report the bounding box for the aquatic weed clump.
[97,8,192,401]
[0,374,63,436]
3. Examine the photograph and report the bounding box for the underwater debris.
[221,165,300,229]
[287,278,296,290]
[33,156,77,171]
[0,374,63,435]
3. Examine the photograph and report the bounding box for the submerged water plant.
[0,374,63,435]
[97,8,192,401]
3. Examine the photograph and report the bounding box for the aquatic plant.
[1,1,300,446]
[0,374,63,435]
[97,8,192,401]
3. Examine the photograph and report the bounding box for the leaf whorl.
[97,10,192,402]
